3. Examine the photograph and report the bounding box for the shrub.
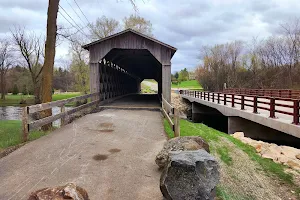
[12,84,19,95]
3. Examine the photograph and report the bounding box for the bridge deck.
[0,109,165,200]
[182,94,300,139]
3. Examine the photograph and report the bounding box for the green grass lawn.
[171,80,202,89]
[164,119,299,199]
[0,120,46,150]
[0,92,81,106]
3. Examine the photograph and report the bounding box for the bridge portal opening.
[140,79,158,94]
[83,29,177,106]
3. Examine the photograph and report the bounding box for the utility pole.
[41,0,60,130]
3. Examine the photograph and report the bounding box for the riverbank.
[164,119,300,200]
[0,120,46,151]
[0,92,81,106]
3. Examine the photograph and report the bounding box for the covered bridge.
[82,29,177,103]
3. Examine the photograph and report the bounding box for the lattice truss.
[99,59,139,100]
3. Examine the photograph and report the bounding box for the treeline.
[0,13,152,103]
[3,65,86,95]
[196,19,300,91]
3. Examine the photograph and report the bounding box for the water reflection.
[0,106,72,127]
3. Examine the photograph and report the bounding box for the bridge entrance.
[83,29,177,105]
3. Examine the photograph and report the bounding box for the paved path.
[0,109,166,200]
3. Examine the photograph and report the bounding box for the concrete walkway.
[0,109,166,200]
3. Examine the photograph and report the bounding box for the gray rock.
[155,136,209,168]
[160,150,219,200]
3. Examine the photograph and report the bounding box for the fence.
[181,90,300,125]
[224,88,300,99]
[161,96,180,137]
[22,92,100,142]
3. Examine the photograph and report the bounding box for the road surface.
[0,109,166,200]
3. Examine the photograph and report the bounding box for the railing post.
[231,94,235,107]
[194,91,196,98]
[293,100,299,125]
[253,96,258,113]
[217,93,220,104]
[204,92,206,100]
[22,106,29,142]
[224,94,227,105]
[174,108,180,137]
[208,92,210,101]
[60,105,66,126]
[289,90,292,98]
[270,98,275,118]
[212,93,215,103]
[200,92,202,99]
[241,95,245,110]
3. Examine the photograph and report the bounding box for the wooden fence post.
[174,108,180,137]
[231,94,235,107]
[293,100,299,125]
[212,93,215,103]
[204,92,206,100]
[22,106,29,142]
[217,93,220,104]
[253,96,258,113]
[208,92,210,101]
[224,94,227,105]
[241,95,245,110]
[60,105,66,126]
[270,98,275,118]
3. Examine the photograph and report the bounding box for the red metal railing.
[224,88,300,99]
[180,90,300,125]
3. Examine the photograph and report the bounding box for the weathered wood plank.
[29,100,100,130]
[162,96,173,114]
[28,93,100,114]
[162,107,174,129]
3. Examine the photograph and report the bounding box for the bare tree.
[89,16,120,40]
[12,27,44,104]
[0,39,13,100]
[123,14,153,36]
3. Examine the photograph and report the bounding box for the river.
[0,106,72,127]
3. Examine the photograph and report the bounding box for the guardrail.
[180,90,300,125]
[224,88,300,99]
[161,96,180,137]
[22,92,100,142]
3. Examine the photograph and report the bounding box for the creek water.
[0,106,72,127]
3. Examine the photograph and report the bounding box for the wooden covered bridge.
[83,29,176,103]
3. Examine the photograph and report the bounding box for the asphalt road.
[0,109,166,200]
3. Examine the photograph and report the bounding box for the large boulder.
[28,183,89,200]
[160,150,219,200]
[155,136,209,168]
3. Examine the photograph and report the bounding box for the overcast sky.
[1,0,300,72]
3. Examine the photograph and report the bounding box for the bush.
[12,84,19,95]
[22,84,28,95]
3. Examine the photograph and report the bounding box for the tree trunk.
[0,71,5,100]
[41,0,59,131]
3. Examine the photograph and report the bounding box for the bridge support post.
[162,64,171,103]
[293,100,299,125]
[89,62,100,101]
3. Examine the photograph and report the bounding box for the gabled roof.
[82,29,177,54]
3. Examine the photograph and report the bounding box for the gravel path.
[0,109,166,200]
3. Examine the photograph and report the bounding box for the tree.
[40,0,59,130]
[123,14,153,36]
[89,16,120,40]
[12,27,44,104]
[0,39,13,100]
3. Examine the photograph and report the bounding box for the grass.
[164,119,296,189]
[171,80,202,89]
[0,120,47,150]
[0,92,81,106]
